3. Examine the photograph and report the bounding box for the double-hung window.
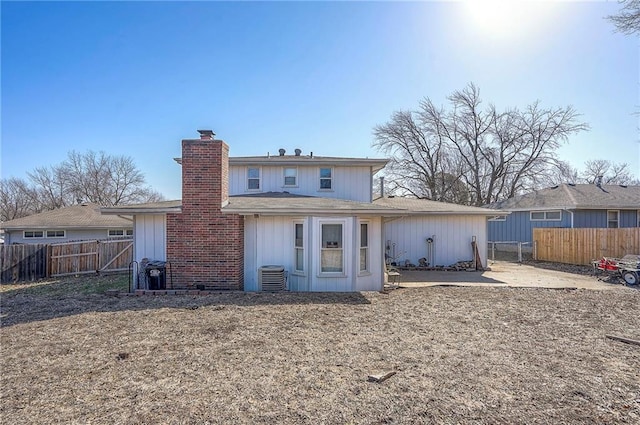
[359,223,369,273]
[294,222,304,273]
[248,167,260,190]
[284,167,297,187]
[607,210,619,228]
[319,167,332,190]
[320,222,343,273]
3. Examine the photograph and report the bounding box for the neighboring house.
[0,203,133,245]
[102,130,503,292]
[487,183,640,244]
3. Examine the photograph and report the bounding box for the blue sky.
[2,1,638,200]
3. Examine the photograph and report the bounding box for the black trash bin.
[145,261,167,290]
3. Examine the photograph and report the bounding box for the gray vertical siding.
[574,209,639,228]
[488,210,569,243]
[489,208,640,243]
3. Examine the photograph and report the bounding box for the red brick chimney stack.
[166,129,244,289]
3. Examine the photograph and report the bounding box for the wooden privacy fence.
[0,244,48,283]
[534,228,640,265]
[49,239,133,277]
[1,239,133,283]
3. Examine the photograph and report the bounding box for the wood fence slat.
[1,238,133,282]
[534,228,640,265]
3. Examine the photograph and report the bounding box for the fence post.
[518,242,522,263]
[491,242,495,262]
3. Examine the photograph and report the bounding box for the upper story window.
[24,231,44,238]
[46,230,66,238]
[247,167,261,190]
[284,167,297,187]
[530,210,561,221]
[108,229,133,237]
[319,167,332,190]
[607,210,619,228]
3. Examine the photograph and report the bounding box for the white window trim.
[23,230,44,239]
[488,215,506,222]
[318,219,346,277]
[293,220,305,275]
[318,167,333,191]
[607,210,620,228]
[108,229,133,238]
[247,166,262,191]
[46,230,66,238]
[530,210,562,221]
[359,221,370,275]
[283,167,298,188]
[637,209,640,227]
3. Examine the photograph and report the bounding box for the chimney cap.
[197,129,216,140]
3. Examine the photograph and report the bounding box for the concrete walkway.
[397,261,634,290]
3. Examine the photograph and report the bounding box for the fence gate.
[0,244,48,283]
[49,238,133,277]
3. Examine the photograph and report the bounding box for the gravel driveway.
[398,260,632,290]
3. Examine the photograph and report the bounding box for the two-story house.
[102,130,502,292]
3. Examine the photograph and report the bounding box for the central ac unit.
[258,265,286,291]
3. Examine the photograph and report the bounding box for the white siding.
[243,215,384,292]
[229,165,373,202]
[384,215,488,267]
[134,214,166,262]
[355,216,384,291]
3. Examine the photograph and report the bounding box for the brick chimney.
[166,130,244,290]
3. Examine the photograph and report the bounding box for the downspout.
[563,209,574,228]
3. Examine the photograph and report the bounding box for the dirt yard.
[1,274,639,424]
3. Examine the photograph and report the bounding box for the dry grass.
[1,277,639,424]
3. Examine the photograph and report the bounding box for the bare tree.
[608,0,640,35]
[373,83,589,206]
[1,151,164,221]
[580,159,640,184]
[0,178,39,222]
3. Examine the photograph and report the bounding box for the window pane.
[320,179,331,189]
[295,223,303,247]
[321,250,343,272]
[360,248,368,271]
[295,248,304,271]
[248,179,260,190]
[322,224,342,248]
[531,212,544,220]
[607,211,618,220]
[248,168,260,178]
[546,211,561,220]
[126,229,133,236]
[360,223,368,247]
[320,168,332,178]
[284,176,296,186]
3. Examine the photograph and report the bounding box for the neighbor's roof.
[486,184,640,211]
[373,197,507,216]
[100,194,503,217]
[1,204,133,230]
[101,200,182,215]
[174,154,389,173]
